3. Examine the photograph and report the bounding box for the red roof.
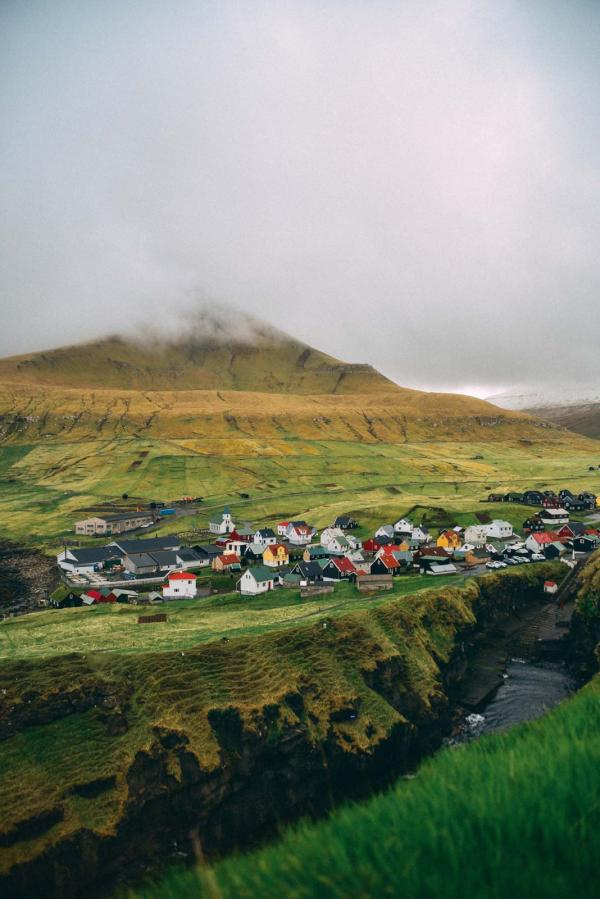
[378,555,400,570]
[218,553,240,565]
[95,593,116,603]
[265,543,288,554]
[330,556,357,574]
[544,580,557,587]
[363,538,381,552]
[279,521,289,527]
[292,524,311,535]
[532,532,561,545]
[84,589,103,601]
[168,571,197,580]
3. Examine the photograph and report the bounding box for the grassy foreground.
[131,672,600,899]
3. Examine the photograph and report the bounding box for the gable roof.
[245,565,275,583]
[218,553,241,565]
[257,528,276,538]
[167,570,197,580]
[112,536,181,554]
[264,542,288,554]
[327,556,357,574]
[64,547,122,564]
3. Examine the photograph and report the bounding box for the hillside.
[0,321,597,546]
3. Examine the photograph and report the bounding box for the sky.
[1,0,599,398]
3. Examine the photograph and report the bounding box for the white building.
[286,522,315,545]
[393,518,413,535]
[540,508,569,526]
[253,528,277,546]
[486,520,514,539]
[411,526,429,544]
[209,507,234,535]
[237,566,275,596]
[464,524,489,546]
[375,524,394,540]
[163,571,197,599]
[277,521,290,536]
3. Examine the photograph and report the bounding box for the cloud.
[1,0,599,395]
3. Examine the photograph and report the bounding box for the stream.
[454,657,578,743]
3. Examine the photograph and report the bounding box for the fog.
[1,0,599,397]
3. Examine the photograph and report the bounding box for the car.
[486,561,502,569]
[531,553,545,561]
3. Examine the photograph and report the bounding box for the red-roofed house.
[362,538,381,553]
[277,521,290,536]
[525,531,562,552]
[322,556,357,581]
[163,570,197,599]
[370,554,400,575]
[212,553,242,573]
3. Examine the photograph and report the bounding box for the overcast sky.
[1,0,599,397]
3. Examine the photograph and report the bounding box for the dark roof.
[334,515,355,527]
[99,511,153,523]
[193,543,221,557]
[177,549,202,562]
[66,547,121,564]
[292,561,324,580]
[112,536,181,553]
[148,550,180,566]
[126,552,157,568]
[257,528,276,538]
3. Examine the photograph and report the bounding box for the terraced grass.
[131,671,600,899]
[0,566,559,887]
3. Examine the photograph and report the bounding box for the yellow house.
[437,530,461,550]
[397,539,411,552]
[263,543,289,567]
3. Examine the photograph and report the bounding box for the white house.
[486,520,514,539]
[464,525,489,546]
[411,525,429,544]
[540,508,569,526]
[237,566,275,596]
[375,524,395,540]
[277,521,290,536]
[56,547,122,575]
[253,528,277,546]
[163,571,197,599]
[209,507,234,535]
[393,518,413,535]
[286,522,315,545]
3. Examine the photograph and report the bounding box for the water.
[455,659,577,743]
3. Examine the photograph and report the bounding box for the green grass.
[0,566,559,882]
[0,573,468,659]
[130,672,600,899]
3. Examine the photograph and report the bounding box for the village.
[50,486,600,608]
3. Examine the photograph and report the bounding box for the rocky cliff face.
[0,567,564,899]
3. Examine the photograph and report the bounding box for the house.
[225,530,253,556]
[426,562,458,576]
[303,545,331,562]
[163,571,197,599]
[503,492,524,503]
[544,542,566,560]
[192,544,222,564]
[237,566,275,596]
[562,496,587,512]
[572,536,597,553]
[277,521,290,536]
[525,532,562,553]
[393,518,413,535]
[263,543,289,567]
[57,547,122,575]
[375,524,395,540]
[437,529,461,550]
[82,589,104,604]
[209,507,234,535]
[523,515,545,533]
[557,523,586,540]
[176,548,208,569]
[579,492,597,509]
[542,496,560,509]
[322,557,357,581]
[540,508,569,526]
[212,553,241,572]
[411,525,429,544]
[544,580,558,595]
[111,536,182,555]
[414,547,451,572]
[243,542,266,561]
[333,515,358,529]
[254,528,277,546]
[523,490,545,506]
[74,512,154,536]
[321,528,352,554]
[486,520,513,539]
[362,538,382,553]
[286,522,315,545]
[464,524,489,546]
[291,561,324,584]
[370,554,400,575]
[123,552,161,575]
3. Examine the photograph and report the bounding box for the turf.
[129,672,600,899]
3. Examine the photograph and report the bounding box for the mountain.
[489,387,600,439]
[0,320,596,548]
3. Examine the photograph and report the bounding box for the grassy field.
[0,573,468,659]
[130,671,600,899]
[0,565,560,889]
